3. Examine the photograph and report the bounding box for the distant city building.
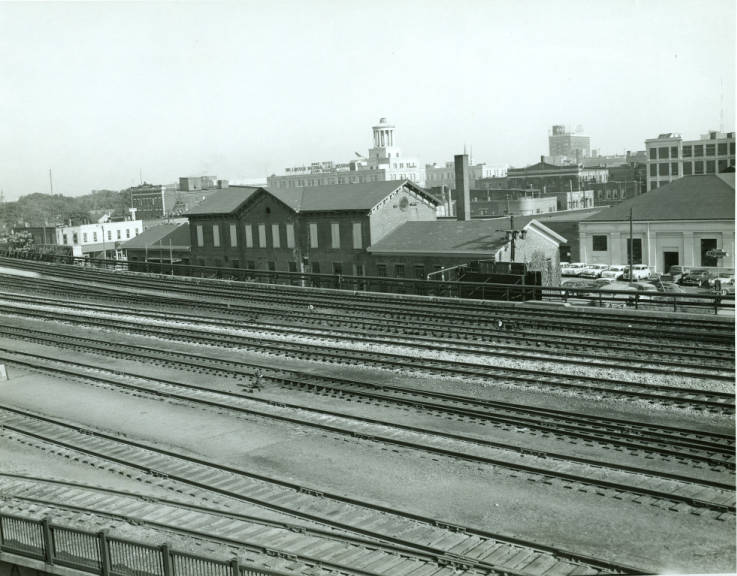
[122,222,191,271]
[548,124,591,164]
[267,118,426,189]
[425,161,507,190]
[55,211,143,260]
[129,178,234,220]
[645,130,735,191]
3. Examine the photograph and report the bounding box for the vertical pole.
[160,543,172,576]
[98,530,110,576]
[510,214,515,262]
[628,207,633,282]
[169,239,173,276]
[41,516,54,565]
[230,557,240,576]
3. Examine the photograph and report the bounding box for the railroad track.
[1,348,734,518]
[1,321,734,473]
[1,258,733,344]
[0,289,733,376]
[1,299,733,412]
[0,408,643,576]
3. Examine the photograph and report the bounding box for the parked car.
[580,264,610,278]
[709,271,735,295]
[621,264,651,281]
[678,268,714,287]
[561,262,586,276]
[600,264,626,282]
[667,265,689,284]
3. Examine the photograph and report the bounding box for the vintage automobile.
[561,262,587,276]
[600,264,626,282]
[678,268,714,287]
[621,264,652,281]
[580,263,610,279]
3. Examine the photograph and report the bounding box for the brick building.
[186,180,439,276]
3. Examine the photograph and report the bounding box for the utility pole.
[628,207,633,282]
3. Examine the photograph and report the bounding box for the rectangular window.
[354,264,364,276]
[230,224,237,247]
[658,147,669,159]
[116,230,121,240]
[694,161,704,175]
[718,159,728,172]
[63,234,68,245]
[83,233,88,243]
[682,145,692,157]
[268,261,276,271]
[246,260,255,269]
[333,262,343,274]
[649,148,657,160]
[245,224,253,248]
[694,144,704,157]
[288,261,297,272]
[706,144,715,156]
[73,233,79,244]
[414,265,425,279]
[309,223,318,248]
[394,264,405,277]
[701,238,718,266]
[232,259,240,268]
[683,162,692,175]
[107,230,112,241]
[286,224,295,248]
[212,224,220,247]
[671,162,678,176]
[331,223,340,249]
[126,229,130,239]
[592,235,608,251]
[258,224,266,247]
[626,238,643,265]
[196,225,204,247]
[658,163,669,176]
[649,164,657,177]
[718,143,727,155]
[352,222,362,249]
[730,142,735,155]
[670,146,678,158]
[706,160,716,174]
[270,224,280,248]
[311,262,320,274]
[93,232,98,242]
[376,264,387,277]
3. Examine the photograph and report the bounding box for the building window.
[268,261,276,271]
[286,224,295,248]
[626,238,643,265]
[701,238,718,266]
[288,261,297,272]
[232,259,240,268]
[245,224,253,248]
[126,229,130,239]
[706,144,715,156]
[671,162,678,176]
[649,164,657,177]
[718,143,727,155]
[376,264,387,277]
[311,262,320,274]
[730,142,735,155]
[683,162,692,176]
[658,163,669,176]
[331,223,340,249]
[272,224,281,248]
[354,264,364,276]
[309,223,318,248]
[694,161,704,175]
[258,224,266,247]
[352,222,362,249]
[718,159,728,172]
[212,224,220,247]
[230,224,237,247]
[246,260,255,269]
[592,235,608,251]
[694,144,704,157]
[706,160,716,174]
[682,145,692,157]
[333,262,343,274]
[658,147,669,159]
[670,146,678,158]
[63,234,68,245]
[93,232,98,242]
[649,148,657,160]
[83,233,88,243]
[394,264,405,277]
[116,230,121,240]
[107,230,112,241]
[414,265,425,279]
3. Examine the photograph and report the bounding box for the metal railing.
[0,513,289,576]
[1,251,733,313]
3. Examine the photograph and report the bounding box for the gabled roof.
[121,222,190,250]
[367,217,565,256]
[265,180,440,213]
[185,186,260,216]
[583,174,735,222]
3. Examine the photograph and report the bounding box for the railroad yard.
[0,256,735,576]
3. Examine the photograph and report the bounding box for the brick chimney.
[454,154,470,221]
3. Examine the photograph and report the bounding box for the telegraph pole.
[628,207,633,282]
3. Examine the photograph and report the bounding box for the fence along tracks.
[0,408,642,576]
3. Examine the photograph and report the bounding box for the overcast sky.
[0,0,735,201]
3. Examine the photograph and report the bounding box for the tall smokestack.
[454,154,470,221]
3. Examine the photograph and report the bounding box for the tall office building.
[548,125,591,164]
